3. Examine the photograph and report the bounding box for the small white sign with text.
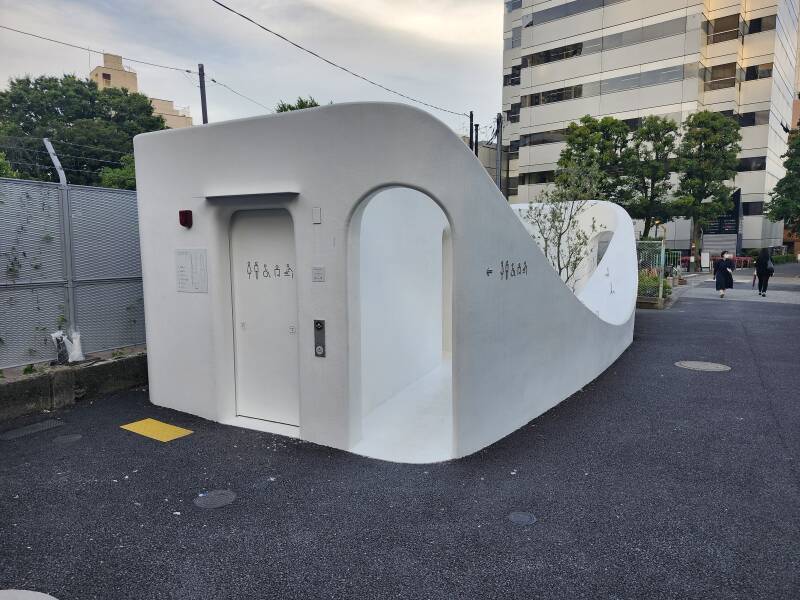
[176,249,208,293]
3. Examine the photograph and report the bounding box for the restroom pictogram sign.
[246,261,295,280]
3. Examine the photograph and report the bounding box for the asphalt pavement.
[1,288,798,599]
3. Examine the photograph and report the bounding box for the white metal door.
[230,210,299,425]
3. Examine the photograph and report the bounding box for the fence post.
[43,138,78,332]
[658,241,665,304]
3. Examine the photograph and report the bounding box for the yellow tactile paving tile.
[120,418,193,442]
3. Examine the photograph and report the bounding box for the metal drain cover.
[508,511,537,525]
[53,434,83,445]
[0,420,63,441]
[675,361,731,372]
[193,489,237,509]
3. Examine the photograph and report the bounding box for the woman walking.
[754,248,774,297]
[714,250,734,298]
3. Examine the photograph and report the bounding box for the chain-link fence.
[0,177,145,369]
[637,240,669,305]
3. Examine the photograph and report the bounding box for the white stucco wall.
[134,102,637,463]
[357,188,449,415]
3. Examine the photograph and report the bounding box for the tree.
[0,75,165,186]
[524,158,600,289]
[559,115,630,203]
[100,154,136,190]
[622,115,679,238]
[674,111,741,268]
[275,96,320,112]
[767,129,800,235]
[0,151,19,178]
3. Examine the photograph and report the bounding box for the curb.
[0,353,148,423]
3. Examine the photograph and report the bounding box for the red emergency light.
[178,210,193,229]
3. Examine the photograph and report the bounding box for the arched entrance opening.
[348,186,453,462]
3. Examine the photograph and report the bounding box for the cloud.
[0,0,502,133]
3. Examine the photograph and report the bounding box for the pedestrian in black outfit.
[714,250,734,298]
[754,248,774,297]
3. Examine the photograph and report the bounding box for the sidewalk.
[1,286,799,599]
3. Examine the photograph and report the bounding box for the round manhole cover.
[508,511,537,525]
[675,361,731,372]
[193,489,237,509]
[0,592,60,600]
[53,434,83,445]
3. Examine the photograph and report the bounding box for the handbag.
[767,258,775,275]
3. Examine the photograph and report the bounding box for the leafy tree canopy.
[275,96,320,112]
[559,115,630,203]
[622,115,679,237]
[674,110,741,264]
[0,75,166,186]
[99,154,136,190]
[767,129,800,234]
[0,151,19,178]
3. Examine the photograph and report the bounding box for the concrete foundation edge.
[0,354,148,423]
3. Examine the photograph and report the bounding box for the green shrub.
[22,364,36,375]
[638,271,672,298]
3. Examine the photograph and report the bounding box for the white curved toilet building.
[134,102,637,463]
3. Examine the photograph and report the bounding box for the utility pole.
[469,111,474,150]
[198,63,209,124]
[495,113,503,190]
[474,124,479,157]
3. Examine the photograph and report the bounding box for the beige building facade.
[90,53,192,129]
[502,0,800,251]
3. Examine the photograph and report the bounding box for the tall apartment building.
[502,0,800,251]
[90,54,193,129]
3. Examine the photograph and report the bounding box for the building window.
[520,129,568,147]
[503,65,521,87]
[102,73,111,84]
[521,17,686,67]
[525,63,691,107]
[720,110,771,126]
[505,0,522,13]
[746,15,777,34]
[705,14,742,44]
[506,103,520,123]
[504,27,522,50]
[742,202,764,216]
[737,156,767,171]
[503,140,520,160]
[702,62,737,91]
[744,62,773,81]
[520,171,556,185]
[530,0,628,27]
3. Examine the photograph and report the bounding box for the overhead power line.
[0,25,197,73]
[0,143,124,165]
[208,0,468,117]
[209,77,272,112]
[0,135,128,158]
[2,25,274,116]
[7,159,105,175]
[50,139,129,155]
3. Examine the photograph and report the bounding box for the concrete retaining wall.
[0,354,148,422]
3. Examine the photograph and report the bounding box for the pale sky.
[0,0,503,137]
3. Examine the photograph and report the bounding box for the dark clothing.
[755,253,772,293]
[715,258,734,291]
[755,254,772,274]
[757,272,770,294]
